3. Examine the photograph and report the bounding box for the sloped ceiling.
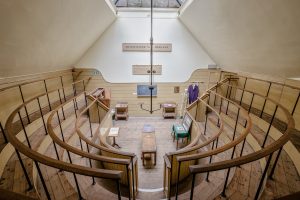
[0,0,116,77]
[180,0,300,78]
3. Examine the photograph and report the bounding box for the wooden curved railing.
[4,78,127,200]
[75,94,138,199]
[163,80,253,197]
[0,71,86,146]
[163,89,232,197]
[46,91,138,199]
[5,96,123,200]
[184,79,295,200]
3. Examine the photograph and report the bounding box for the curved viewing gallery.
[1,0,300,200]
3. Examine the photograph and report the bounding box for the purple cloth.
[188,84,199,104]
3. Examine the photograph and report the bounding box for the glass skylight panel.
[112,0,186,9]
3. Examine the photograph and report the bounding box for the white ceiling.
[179,0,300,78]
[0,0,116,77]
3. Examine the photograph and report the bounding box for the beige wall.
[0,69,74,125]
[75,68,222,117]
[76,11,215,83]
[0,0,116,77]
[227,71,300,130]
[180,0,300,78]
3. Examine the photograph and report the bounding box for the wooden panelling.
[230,72,300,130]
[0,70,74,125]
[75,68,223,117]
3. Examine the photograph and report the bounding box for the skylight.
[112,0,185,9]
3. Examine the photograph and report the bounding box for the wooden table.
[108,127,120,148]
[141,125,157,166]
[115,103,128,120]
[162,103,177,118]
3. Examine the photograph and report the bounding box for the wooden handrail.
[5,102,123,180]
[0,70,72,86]
[46,94,131,166]
[166,91,225,157]
[0,189,37,200]
[5,78,91,110]
[177,90,252,162]
[75,97,136,158]
[0,72,89,93]
[189,82,295,174]
[164,155,171,169]
[225,72,300,91]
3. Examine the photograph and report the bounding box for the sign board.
[123,43,172,52]
[132,65,162,75]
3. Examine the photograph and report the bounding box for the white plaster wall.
[180,0,300,78]
[76,11,215,83]
[0,0,116,77]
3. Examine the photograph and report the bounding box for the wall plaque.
[123,43,172,52]
[132,65,162,75]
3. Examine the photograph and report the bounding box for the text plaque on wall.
[132,65,162,75]
[123,43,172,52]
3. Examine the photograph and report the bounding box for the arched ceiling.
[179,0,300,78]
[0,0,116,77]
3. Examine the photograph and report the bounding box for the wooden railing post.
[73,99,78,118]
[43,80,52,111]
[190,173,196,200]
[126,165,132,200]
[84,94,93,137]
[239,78,247,105]
[37,97,48,135]
[217,96,223,127]
[18,85,30,123]
[292,91,300,116]
[15,149,33,191]
[269,147,283,180]
[85,143,96,185]
[262,105,278,148]
[203,94,211,135]
[225,96,231,115]
[206,140,215,181]
[18,111,31,149]
[254,153,273,200]
[213,83,218,106]
[260,82,272,118]
[175,161,181,200]
[168,155,173,199]
[0,122,8,143]
[116,179,121,200]
[97,103,101,124]
[57,89,66,120]
[56,111,65,142]
[34,160,51,200]
[60,76,67,102]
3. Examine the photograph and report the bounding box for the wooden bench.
[141,124,157,166]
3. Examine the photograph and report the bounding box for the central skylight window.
[112,0,185,9]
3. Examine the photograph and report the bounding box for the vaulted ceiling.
[0,0,116,77]
[0,0,299,78]
[179,0,300,78]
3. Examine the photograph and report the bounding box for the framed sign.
[123,43,172,52]
[132,65,162,75]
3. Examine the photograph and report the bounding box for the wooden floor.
[1,100,300,199]
[114,117,180,189]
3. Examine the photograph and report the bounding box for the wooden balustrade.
[75,93,138,199]
[163,88,230,198]
[187,79,295,200]
[3,78,126,200]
